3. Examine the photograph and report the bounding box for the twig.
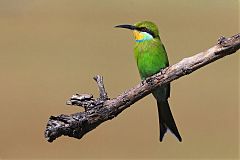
[93,75,109,101]
[44,33,240,142]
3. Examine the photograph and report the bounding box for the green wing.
[135,43,169,80]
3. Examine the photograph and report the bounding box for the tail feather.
[159,119,167,142]
[157,100,182,142]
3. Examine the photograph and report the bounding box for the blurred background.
[0,0,239,159]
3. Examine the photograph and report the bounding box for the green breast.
[134,39,169,80]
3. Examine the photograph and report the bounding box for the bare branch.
[44,33,240,142]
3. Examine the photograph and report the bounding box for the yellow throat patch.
[133,30,144,41]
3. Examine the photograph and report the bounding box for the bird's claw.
[145,77,154,85]
[160,69,165,75]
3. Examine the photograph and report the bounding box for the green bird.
[115,21,182,142]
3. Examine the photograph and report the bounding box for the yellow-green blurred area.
[0,0,239,159]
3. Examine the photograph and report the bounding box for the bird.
[115,21,182,142]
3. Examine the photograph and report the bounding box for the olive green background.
[0,0,239,159]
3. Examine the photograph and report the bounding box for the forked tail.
[157,100,182,142]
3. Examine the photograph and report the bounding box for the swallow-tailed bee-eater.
[115,21,182,142]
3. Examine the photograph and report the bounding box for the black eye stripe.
[136,27,156,38]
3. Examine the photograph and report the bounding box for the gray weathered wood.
[45,33,240,142]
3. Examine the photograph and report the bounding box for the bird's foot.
[159,69,166,75]
[145,77,154,85]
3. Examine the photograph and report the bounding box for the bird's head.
[115,21,159,42]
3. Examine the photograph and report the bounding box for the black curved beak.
[114,24,136,30]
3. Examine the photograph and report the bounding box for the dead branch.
[44,33,240,142]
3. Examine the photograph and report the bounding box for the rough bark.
[45,33,240,142]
